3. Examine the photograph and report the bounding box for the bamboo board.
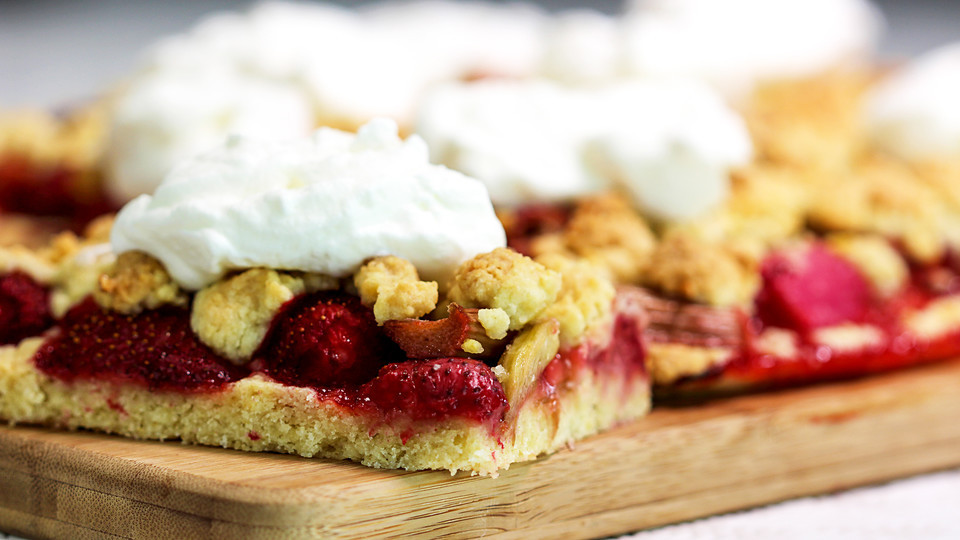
[2,360,960,540]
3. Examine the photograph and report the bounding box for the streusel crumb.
[535,252,615,345]
[448,248,561,331]
[643,231,760,308]
[744,71,869,172]
[477,308,510,340]
[0,246,58,284]
[808,155,945,263]
[95,251,188,314]
[827,233,907,297]
[646,342,733,386]
[191,269,306,363]
[0,106,106,168]
[354,256,438,324]
[560,193,656,284]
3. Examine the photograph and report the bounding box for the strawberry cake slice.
[0,119,649,475]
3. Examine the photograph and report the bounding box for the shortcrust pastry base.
[0,337,649,476]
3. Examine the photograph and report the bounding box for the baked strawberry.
[0,155,116,229]
[256,291,402,388]
[33,298,245,391]
[362,358,508,424]
[0,271,53,345]
[382,303,509,361]
[756,243,871,333]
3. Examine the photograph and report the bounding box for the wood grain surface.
[2,359,960,539]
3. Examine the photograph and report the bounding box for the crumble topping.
[560,193,656,284]
[642,231,760,308]
[0,106,106,168]
[645,342,733,386]
[808,155,945,263]
[744,72,870,172]
[447,247,561,331]
[535,252,616,346]
[477,308,510,340]
[826,233,908,297]
[191,269,311,364]
[354,256,438,324]
[94,251,188,314]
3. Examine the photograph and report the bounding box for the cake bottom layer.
[0,337,650,475]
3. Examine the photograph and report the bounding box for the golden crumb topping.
[0,246,58,284]
[560,193,656,284]
[744,71,870,172]
[808,155,945,263]
[191,269,308,363]
[535,252,615,346]
[448,248,561,331]
[645,342,733,386]
[643,231,760,308]
[827,233,907,298]
[477,308,510,340]
[0,106,106,169]
[94,251,188,314]
[354,256,438,324]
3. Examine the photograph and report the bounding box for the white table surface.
[1,1,959,538]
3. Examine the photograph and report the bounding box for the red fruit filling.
[34,298,245,391]
[502,203,571,257]
[254,291,403,388]
[0,154,116,230]
[360,358,508,425]
[755,244,872,333]
[682,243,960,389]
[0,271,54,345]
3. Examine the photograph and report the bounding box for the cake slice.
[0,119,650,475]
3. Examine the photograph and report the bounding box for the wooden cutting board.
[2,360,960,540]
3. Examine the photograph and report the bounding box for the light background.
[2,0,960,106]
[1,1,959,538]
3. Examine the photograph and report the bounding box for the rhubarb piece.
[33,298,244,391]
[755,243,872,332]
[383,303,508,360]
[497,319,560,409]
[636,288,742,349]
[0,271,53,345]
[362,357,509,424]
[256,291,402,388]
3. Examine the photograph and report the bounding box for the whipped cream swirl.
[111,119,506,290]
[865,42,960,160]
[415,79,752,220]
[623,0,884,97]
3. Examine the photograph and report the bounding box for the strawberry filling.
[0,154,116,231]
[31,284,645,429]
[34,298,246,392]
[755,244,872,333]
[0,271,54,345]
[253,291,403,388]
[696,242,960,388]
[360,358,508,425]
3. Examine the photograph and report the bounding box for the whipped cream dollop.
[104,67,315,203]
[589,82,753,220]
[111,119,506,290]
[415,79,752,220]
[539,10,624,85]
[864,43,960,160]
[105,1,549,202]
[623,0,884,97]
[416,80,606,206]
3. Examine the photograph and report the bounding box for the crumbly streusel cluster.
[514,70,952,312]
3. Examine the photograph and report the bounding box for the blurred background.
[1,0,960,107]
